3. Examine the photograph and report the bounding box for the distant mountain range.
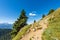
[0,23,13,29]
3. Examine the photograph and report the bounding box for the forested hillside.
[0,29,12,40]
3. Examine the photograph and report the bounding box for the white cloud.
[29,11,36,16]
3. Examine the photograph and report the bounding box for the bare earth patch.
[20,18,49,40]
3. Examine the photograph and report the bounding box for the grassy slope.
[12,25,31,40]
[42,8,60,40]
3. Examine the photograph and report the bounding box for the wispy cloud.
[29,13,36,16]
[29,11,36,16]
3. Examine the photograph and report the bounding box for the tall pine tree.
[11,9,28,38]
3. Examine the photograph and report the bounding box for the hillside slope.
[0,29,12,40]
[12,8,60,40]
[42,8,60,40]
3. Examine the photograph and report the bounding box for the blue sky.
[0,0,60,24]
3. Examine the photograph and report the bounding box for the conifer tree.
[11,9,28,38]
[34,20,36,23]
[42,14,45,18]
[48,9,54,15]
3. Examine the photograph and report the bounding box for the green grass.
[12,25,31,40]
[42,10,60,40]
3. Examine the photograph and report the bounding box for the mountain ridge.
[0,23,13,29]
